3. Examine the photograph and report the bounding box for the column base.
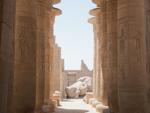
[83,92,93,104]
[92,100,102,108]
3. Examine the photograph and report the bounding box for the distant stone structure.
[63,60,93,98]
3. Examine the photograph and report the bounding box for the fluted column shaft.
[88,16,100,100]
[50,36,55,96]
[54,45,61,91]
[89,8,102,101]
[36,0,50,111]
[49,5,54,97]
[44,1,51,104]
[95,20,99,100]
[117,0,148,113]
[96,9,104,102]
[12,0,37,113]
[49,11,56,97]
[49,5,61,96]
[95,9,102,101]
[106,0,119,113]
[93,22,97,98]
[45,0,54,104]
[98,1,109,105]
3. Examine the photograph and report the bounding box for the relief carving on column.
[18,29,35,58]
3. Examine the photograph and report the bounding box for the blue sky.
[54,0,95,70]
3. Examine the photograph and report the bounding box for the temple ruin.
[0,0,150,113]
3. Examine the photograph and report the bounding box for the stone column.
[56,46,61,91]
[106,0,119,113]
[51,41,62,93]
[117,0,148,113]
[53,44,61,91]
[60,59,65,98]
[89,8,102,102]
[88,17,97,98]
[93,8,102,102]
[0,0,15,113]
[145,1,150,112]
[50,36,55,96]
[36,0,50,111]
[49,3,55,97]
[98,1,109,105]
[44,0,51,104]
[12,0,37,113]
[49,6,61,96]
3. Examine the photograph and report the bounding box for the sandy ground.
[53,99,98,113]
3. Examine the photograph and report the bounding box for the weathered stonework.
[12,0,37,113]
[88,16,101,103]
[1,0,150,113]
[35,0,50,112]
[0,0,15,113]
[106,0,118,113]
[117,0,148,113]
[90,0,149,113]
[50,38,63,95]
[145,1,150,113]
[49,4,62,98]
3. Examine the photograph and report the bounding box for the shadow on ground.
[54,108,89,113]
[62,99,74,102]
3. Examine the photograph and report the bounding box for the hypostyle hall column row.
[49,1,62,97]
[0,0,61,113]
[89,0,109,106]
[90,0,148,113]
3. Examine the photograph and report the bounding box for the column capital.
[89,8,100,16]
[92,0,107,6]
[52,7,62,16]
[88,17,96,24]
[92,0,100,5]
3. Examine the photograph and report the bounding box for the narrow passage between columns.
[53,99,97,113]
